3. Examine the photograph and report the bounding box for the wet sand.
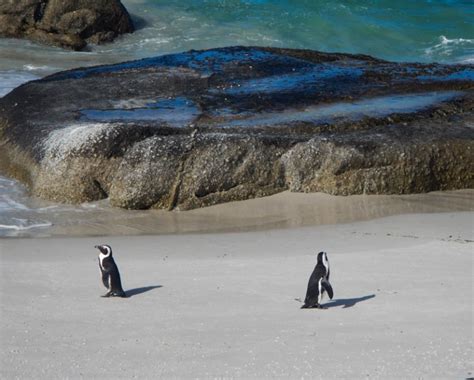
[3,189,473,238]
[1,211,472,378]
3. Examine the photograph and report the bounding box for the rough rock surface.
[0,0,134,50]
[0,46,473,210]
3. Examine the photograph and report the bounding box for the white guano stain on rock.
[35,123,123,201]
[42,122,119,160]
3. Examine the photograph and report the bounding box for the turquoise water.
[0,0,472,144]
[124,0,474,63]
[0,0,473,96]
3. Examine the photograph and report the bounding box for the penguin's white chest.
[99,252,108,271]
[318,278,324,303]
[322,256,330,276]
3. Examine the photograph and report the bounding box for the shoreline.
[1,189,473,238]
[1,211,472,378]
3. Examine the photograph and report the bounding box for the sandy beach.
[1,211,472,379]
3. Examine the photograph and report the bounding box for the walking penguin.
[301,251,333,309]
[95,244,126,298]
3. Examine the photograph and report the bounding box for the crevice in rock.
[167,160,185,211]
[34,1,48,23]
[92,179,108,199]
[167,134,200,210]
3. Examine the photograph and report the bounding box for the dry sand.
[1,211,473,379]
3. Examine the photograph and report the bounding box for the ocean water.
[1,0,473,96]
[0,0,473,236]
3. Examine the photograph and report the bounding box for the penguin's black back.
[302,263,327,307]
[101,255,125,297]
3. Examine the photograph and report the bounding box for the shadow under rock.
[324,294,376,309]
[125,285,163,298]
[129,14,148,30]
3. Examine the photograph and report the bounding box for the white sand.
[1,212,473,379]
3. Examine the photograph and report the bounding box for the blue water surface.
[121,0,474,64]
[0,0,472,96]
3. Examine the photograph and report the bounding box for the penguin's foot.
[111,292,126,298]
[301,302,329,309]
[101,292,111,298]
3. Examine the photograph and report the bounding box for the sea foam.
[0,177,53,236]
[424,35,474,63]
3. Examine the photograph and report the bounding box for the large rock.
[0,46,473,209]
[0,0,134,50]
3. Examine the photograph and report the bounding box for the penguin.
[301,251,333,309]
[95,244,126,298]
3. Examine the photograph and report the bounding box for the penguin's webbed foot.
[302,303,327,309]
[108,290,126,297]
[301,303,319,309]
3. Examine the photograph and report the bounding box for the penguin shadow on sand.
[300,252,376,310]
[95,244,162,299]
[323,294,376,309]
[125,285,163,298]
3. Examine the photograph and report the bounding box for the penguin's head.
[317,251,328,265]
[95,244,112,257]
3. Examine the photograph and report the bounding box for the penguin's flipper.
[322,279,334,299]
[101,272,109,289]
[100,261,113,289]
